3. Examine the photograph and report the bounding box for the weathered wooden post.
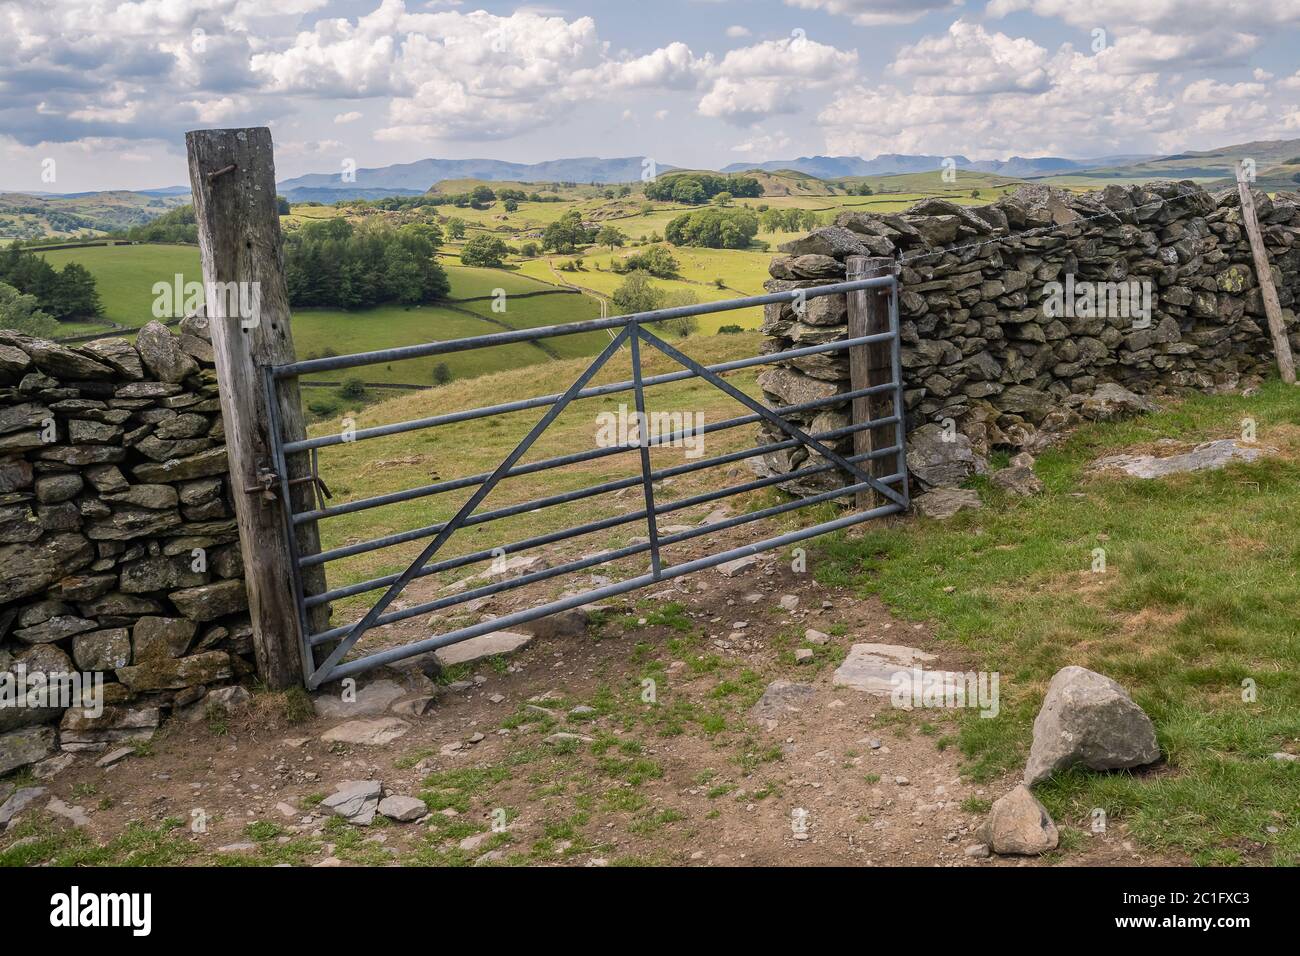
[185,127,326,688]
[845,255,897,510]
[1235,170,1296,385]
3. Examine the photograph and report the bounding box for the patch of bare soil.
[1,520,1183,867]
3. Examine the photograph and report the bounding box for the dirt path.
[0,516,1179,867]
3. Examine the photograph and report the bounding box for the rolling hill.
[277,156,675,197]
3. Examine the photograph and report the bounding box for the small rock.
[716,555,758,577]
[964,843,991,859]
[983,785,1058,856]
[544,732,592,746]
[217,842,258,853]
[913,487,982,519]
[378,795,428,823]
[95,746,134,768]
[804,628,829,645]
[794,648,814,664]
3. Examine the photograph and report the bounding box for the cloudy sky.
[3,0,1300,192]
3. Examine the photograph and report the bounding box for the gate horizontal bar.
[308,497,905,686]
[305,439,904,608]
[300,410,900,569]
[275,275,897,380]
[292,381,899,526]
[307,468,903,648]
[283,329,898,455]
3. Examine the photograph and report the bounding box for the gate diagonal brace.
[636,326,907,510]
[308,326,633,688]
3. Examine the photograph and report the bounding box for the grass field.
[813,381,1300,865]
[39,243,201,327]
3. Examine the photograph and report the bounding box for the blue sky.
[3,0,1299,191]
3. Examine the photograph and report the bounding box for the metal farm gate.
[184,125,908,692]
[268,276,909,689]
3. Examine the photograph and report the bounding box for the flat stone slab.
[321,717,410,746]
[750,680,817,720]
[716,555,758,577]
[1092,439,1272,479]
[314,679,406,719]
[320,780,382,825]
[832,643,937,696]
[0,786,47,828]
[433,630,533,669]
[914,488,982,519]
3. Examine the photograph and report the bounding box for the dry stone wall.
[754,181,1300,493]
[0,317,252,778]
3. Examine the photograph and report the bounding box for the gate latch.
[243,466,279,503]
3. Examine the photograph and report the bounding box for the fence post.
[845,256,897,511]
[1235,172,1296,385]
[185,127,325,689]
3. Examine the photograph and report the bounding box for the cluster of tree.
[542,210,598,253]
[0,281,60,336]
[759,207,826,233]
[849,183,875,196]
[643,173,762,205]
[611,272,698,336]
[358,190,565,213]
[665,207,759,249]
[282,218,449,308]
[460,234,511,268]
[121,204,198,244]
[610,245,678,278]
[0,244,101,319]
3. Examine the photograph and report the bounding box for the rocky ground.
[0,520,1182,867]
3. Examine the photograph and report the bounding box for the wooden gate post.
[845,256,897,511]
[185,127,326,688]
[1235,171,1296,385]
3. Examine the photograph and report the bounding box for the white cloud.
[987,0,1294,71]
[986,0,1300,34]
[725,25,752,38]
[891,20,1050,95]
[786,0,964,26]
[698,35,858,125]
[1182,79,1267,104]
[334,111,364,124]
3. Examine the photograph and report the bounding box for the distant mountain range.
[720,153,1159,179]
[275,156,670,199]
[273,150,1179,200]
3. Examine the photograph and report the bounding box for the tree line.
[643,173,762,204]
[283,218,449,308]
[0,243,102,322]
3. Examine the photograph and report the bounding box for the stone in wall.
[0,320,253,777]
